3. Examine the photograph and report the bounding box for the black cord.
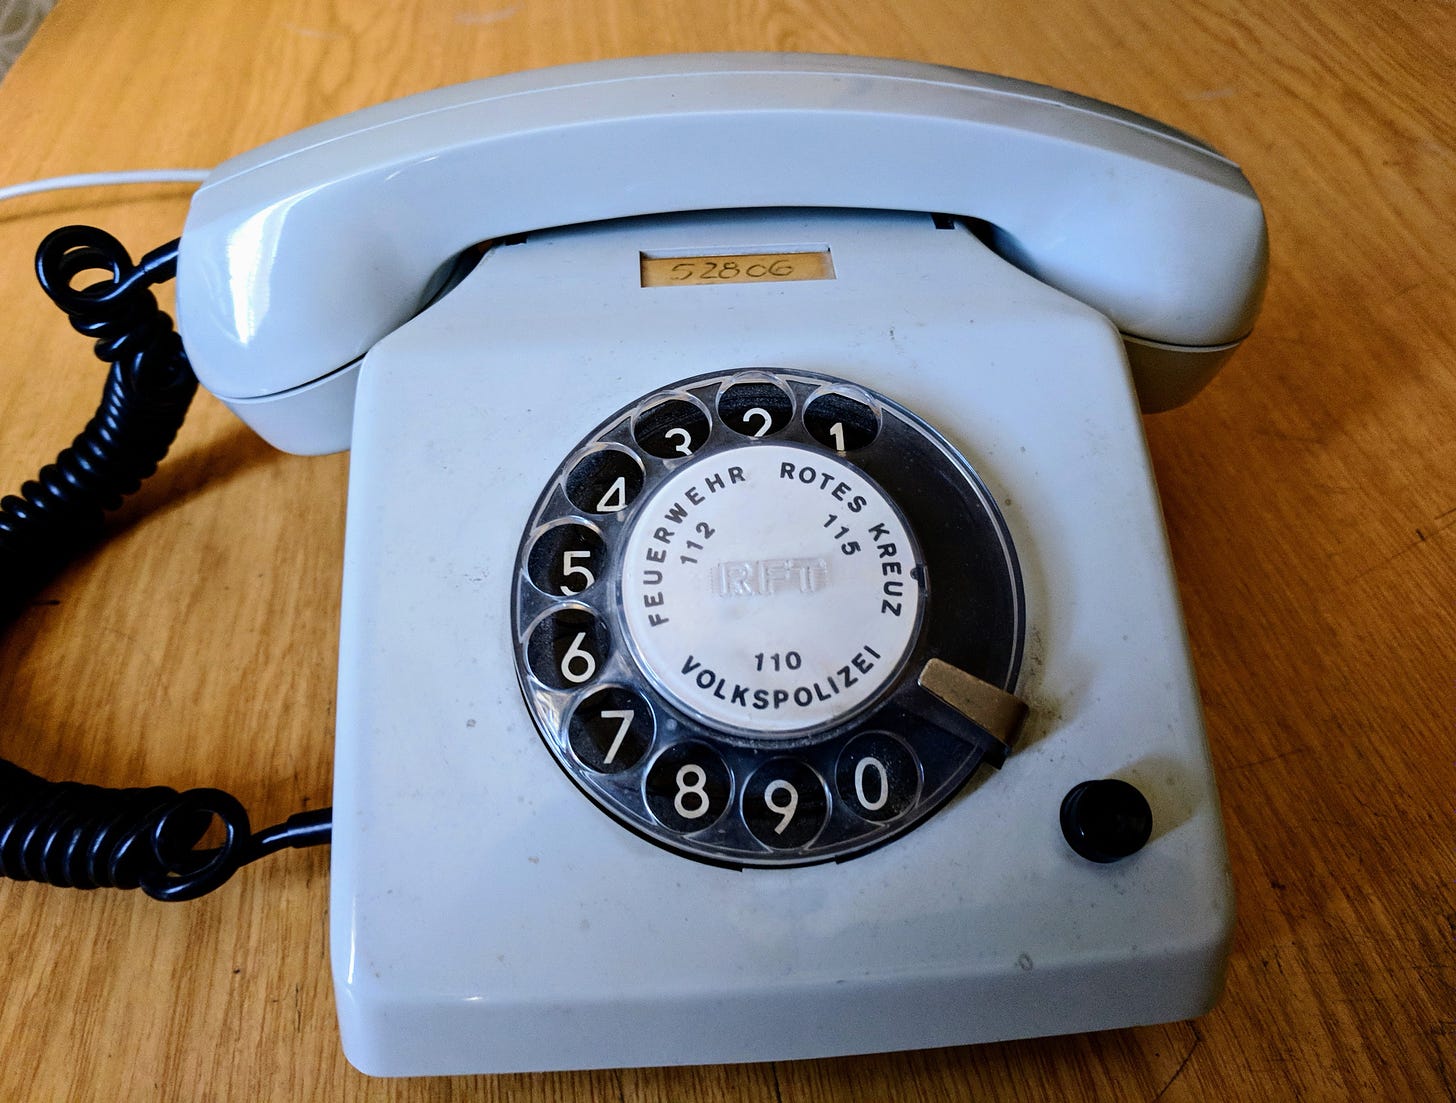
[0,227,195,616]
[0,225,331,901]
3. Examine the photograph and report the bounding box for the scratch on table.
[456,6,519,23]
[1150,1024,1203,1103]
[1228,746,1310,772]
[282,23,345,39]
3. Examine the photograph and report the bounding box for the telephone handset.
[176,53,1265,454]
[169,55,1266,1074]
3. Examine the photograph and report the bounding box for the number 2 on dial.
[741,407,772,437]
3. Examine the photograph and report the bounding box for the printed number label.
[599,709,635,765]
[742,407,772,437]
[596,476,628,513]
[675,764,711,819]
[567,688,652,773]
[754,651,802,672]
[645,745,728,831]
[559,550,595,594]
[560,632,597,684]
[853,756,889,812]
[835,734,918,823]
[763,780,799,834]
[527,610,605,691]
[665,427,692,456]
[745,760,828,849]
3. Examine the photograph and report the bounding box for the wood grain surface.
[1,0,1452,1099]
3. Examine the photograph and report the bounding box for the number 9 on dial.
[743,759,830,850]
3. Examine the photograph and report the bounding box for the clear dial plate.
[512,368,1024,867]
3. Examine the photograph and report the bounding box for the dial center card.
[620,442,924,739]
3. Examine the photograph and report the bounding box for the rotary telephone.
[172,54,1265,1073]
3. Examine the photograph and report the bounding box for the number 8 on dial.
[645,744,731,833]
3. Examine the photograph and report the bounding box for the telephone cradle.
[168,54,1266,1075]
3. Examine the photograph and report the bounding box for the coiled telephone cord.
[0,225,331,902]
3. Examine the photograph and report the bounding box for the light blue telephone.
[172,54,1265,1074]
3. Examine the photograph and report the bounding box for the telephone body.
[171,55,1266,1075]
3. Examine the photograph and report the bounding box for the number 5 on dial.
[560,549,595,594]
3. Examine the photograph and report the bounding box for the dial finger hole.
[835,732,921,822]
[525,606,610,690]
[742,758,830,850]
[804,389,881,452]
[633,396,712,459]
[718,376,793,438]
[526,521,607,596]
[644,742,732,833]
[564,446,645,515]
[568,686,654,773]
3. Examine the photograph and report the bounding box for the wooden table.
[1,1,1451,1098]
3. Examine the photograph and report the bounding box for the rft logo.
[714,557,830,597]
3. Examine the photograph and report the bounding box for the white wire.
[0,169,211,204]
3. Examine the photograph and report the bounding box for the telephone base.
[329,209,1232,1075]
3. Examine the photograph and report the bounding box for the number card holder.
[640,248,836,287]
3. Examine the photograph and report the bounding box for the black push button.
[1059,779,1153,863]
